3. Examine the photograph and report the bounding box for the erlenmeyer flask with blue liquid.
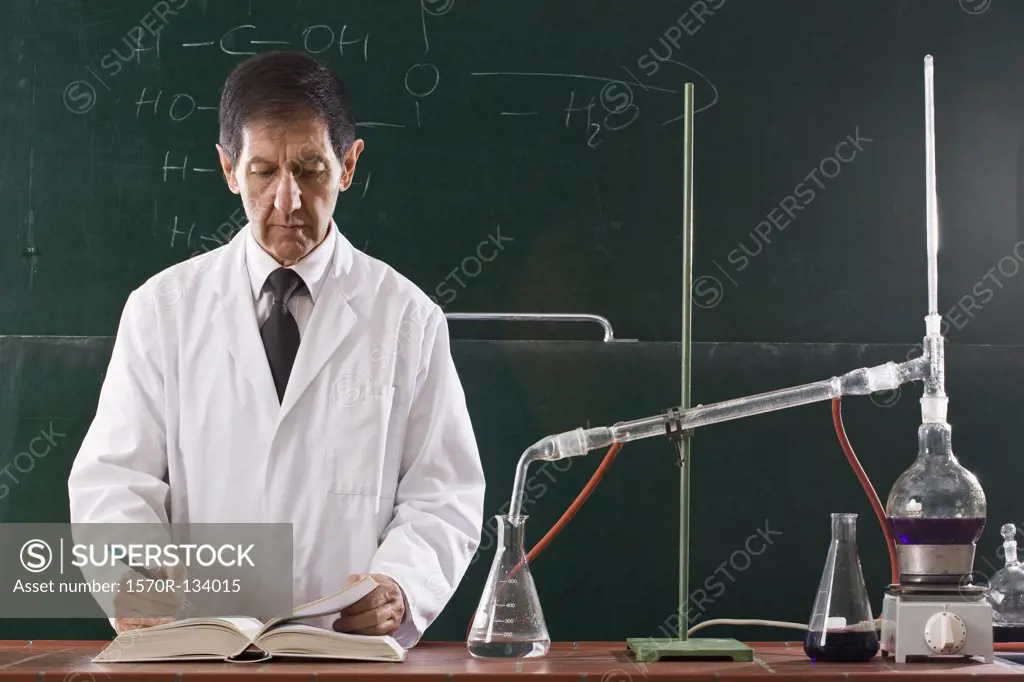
[804,513,879,662]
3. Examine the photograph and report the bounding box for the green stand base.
[626,637,754,662]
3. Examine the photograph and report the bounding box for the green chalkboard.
[4,0,1024,345]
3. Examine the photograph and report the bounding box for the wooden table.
[3,640,1024,681]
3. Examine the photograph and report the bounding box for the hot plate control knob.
[924,612,967,654]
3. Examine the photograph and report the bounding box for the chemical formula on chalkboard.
[475,61,718,149]
[146,0,458,252]
[53,0,719,279]
[181,23,370,62]
[135,88,217,122]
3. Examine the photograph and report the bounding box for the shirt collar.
[245,220,337,304]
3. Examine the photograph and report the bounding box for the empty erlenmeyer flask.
[467,514,550,659]
[804,513,879,662]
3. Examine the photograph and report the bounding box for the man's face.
[217,116,363,266]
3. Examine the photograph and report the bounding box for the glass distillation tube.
[885,53,987,587]
[467,515,551,659]
[804,514,879,662]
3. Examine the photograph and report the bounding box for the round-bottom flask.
[886,422,986,584]
[467,515,550,659]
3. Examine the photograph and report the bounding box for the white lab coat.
[67,224,486,648]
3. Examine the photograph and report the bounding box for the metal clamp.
[664,407,694,467]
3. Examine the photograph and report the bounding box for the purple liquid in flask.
[887,517,986,545]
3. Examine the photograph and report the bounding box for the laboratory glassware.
[885,420,986,584]
[467,514,550,659]
[883,53,985,588]
[478,56,992,663]
[804,513,879,662]
[988,523,1024,641]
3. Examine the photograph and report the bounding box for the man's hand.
[112,564,186,627]
[332,573,407,636]
[114,617,175,634]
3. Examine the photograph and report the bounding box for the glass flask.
[987,524,1024,636]
[886,422,986,549]
[804,513,880,662]
[467,515,551,659]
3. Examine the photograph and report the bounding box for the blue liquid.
[804,630,879,662]
[888,517,985,545]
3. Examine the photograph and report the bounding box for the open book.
[91,576,406,663]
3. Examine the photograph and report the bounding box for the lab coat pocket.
[325,385,395,499]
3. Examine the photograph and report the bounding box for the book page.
[215,617,264,640]
[92,617,264,664]
[254,576,379,638]
[255,623,406,661]
[136,616,263,636]
[288,576,378,620]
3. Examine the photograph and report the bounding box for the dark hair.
[218,51,356,164]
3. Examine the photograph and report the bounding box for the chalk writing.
[562,84,638,148]
[407,62,439,128]
[169,216,196,247]
[136,88,217,121]
[162,152,218,181]
[471,70,676,95]
[420,0,454,53]
[353,63,440,131]
[169,209,248,255]
[564,91,600,148]
[472,64,715,146]
[474,70,662,148]
[405,63,440,98]
[182,24,369,61]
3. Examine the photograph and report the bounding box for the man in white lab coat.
[67,51,486,648]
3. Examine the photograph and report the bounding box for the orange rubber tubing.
[523,442,623,567]
[832,398,900,586]
[467,442,622,637]
[469,398,969,642]
[995,642,1024,651]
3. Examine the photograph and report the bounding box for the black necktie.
[260,268,304,402]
